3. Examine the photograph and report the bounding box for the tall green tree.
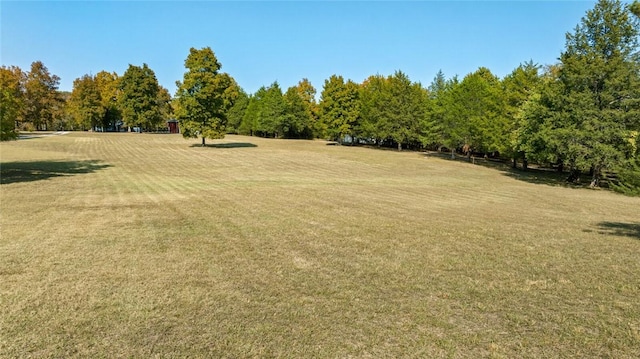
[503,61,542,168]
[359,74,389,145]
[68,74,104,130]
[443,68,507,159]
[421,70,448,150]
[174,47,237,145]
[226,88,249,134]
[94,71,121,130]
[118,64,162,132]
[550,0,640,186]
[295,78,319,137]
[23,61,63,131]
[0,66,24,140]
[319,75,360,143]
[257,82,286,138]
[283,85,312,138]
[385,71,426,151]
[516,66,563,169]
[240,87,267,136]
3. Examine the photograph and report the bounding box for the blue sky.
[2,1,598,95]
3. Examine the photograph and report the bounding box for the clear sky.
[2,1,598,95]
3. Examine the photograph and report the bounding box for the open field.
[1,132,639,358]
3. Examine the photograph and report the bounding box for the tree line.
[0,62,174,135]
[1,0,639,193]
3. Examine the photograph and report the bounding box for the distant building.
[167,119,179,134]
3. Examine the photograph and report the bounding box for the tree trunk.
[451,148,455,159]
[398,142,402,151]
[523,157,528,171]
[590,166,601,187]
[202,137,206,147]
[512,157,517,169]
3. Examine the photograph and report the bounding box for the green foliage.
[239,87,266,136]
[631,1,640,17]
[441,67,507,156]
[237,81,311,139]
[118,64,162,131]
[386,71,426,150]
[258,82,287,138]
[502,61,542,165]
[359,71,426,150]
[94,71,121,130]
[611,158,640,195]
[295,78,319,137]
[283,86,313,138]
[359,74,388,144]
[174,47,237,145]
[68,74,104,130]
[156,86,173,128]
[547,0,640,185]
[23,61,63,131]
[226,88,249,134]
[319,75,360,142]
[420,70,448,149]
[0,66,24,140]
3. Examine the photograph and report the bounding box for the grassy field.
[1,132,639,358]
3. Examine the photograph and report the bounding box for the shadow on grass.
[423,151,589,189]
[594,222,640,239]
[190,142,257,149]
[0,160,110,185]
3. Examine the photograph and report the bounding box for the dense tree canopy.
[319,75,360,143]
[358,72,426,150]
[174,47,238,145]
[95,71,121,130]
[23,61,63,131]
[118,64,163,132]
[3,0,639,194]
[295,78,319,137]
[283,85,312,138]
[225,88,249,134]
[502,61,542,168]
[67,74,104,131]
[539,0,640,186]
[0,66,24,140]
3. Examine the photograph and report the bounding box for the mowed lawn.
[1,132,639,358]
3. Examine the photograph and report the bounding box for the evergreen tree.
[551,0,640,186]
[240,87,267,136]
[385,71,426,151]
[421,70,448,150]
[226,88,249,134]
[283,86,312,138]
[443,68,506,159]
[359,74,389,145]
[319,75,360,143]
[258,82,286,138]
[503,61,542,168]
